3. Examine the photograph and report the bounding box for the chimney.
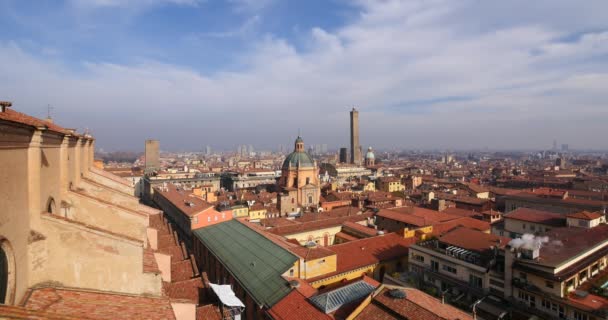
[0,101,12,113]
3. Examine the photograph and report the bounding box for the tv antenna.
[47,104,53,119]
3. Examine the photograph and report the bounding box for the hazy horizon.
[1,0,607,151]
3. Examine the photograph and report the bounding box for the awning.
[209,283,245,308]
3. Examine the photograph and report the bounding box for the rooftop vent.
[289,280,300,288]
[377,230,385,236]
[305,241,317,248]
[0,101,12,113]
[575,290,589,298]
[388,289,406,299]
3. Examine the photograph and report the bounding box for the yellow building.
[376,176,405,192]
[248,204,267,220]
[232,205,249,218]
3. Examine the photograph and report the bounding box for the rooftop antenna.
[47,104,53,118]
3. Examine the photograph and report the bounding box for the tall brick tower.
[350,108,361,165]
[145,139,160,172]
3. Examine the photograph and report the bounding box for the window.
[289,269,294,277]
[578,220,587,227]
[193,216,198,224]
[469,275,483,288]
[413,254,424,263]
[442,265,457,274]
[546,281,554,288]
[0,245,8,304]
[530,225,536,231]
[520,272,527,281]
[207,217,211,222]
[574,311,589,320]
[431,260,439,272]
[518,291,536,308]
[522,224,526,229]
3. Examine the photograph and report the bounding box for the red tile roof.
[309,233,414,281]
[335,231,359,242]
[377,207,460,227]
[154,183,215,217]
[439,227,510,253]
[342,221,378,237]
[442,207,481,218]
[0,304,88,320]
[268,212,373,236]
[23,287,176,320]
[431,217,491,236]
[566,211,604,220]
[504,208,565,226]
[0,108,82,136]
[267,290,332,320]
[356,287,473,320]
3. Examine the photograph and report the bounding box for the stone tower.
[350,108,361,165]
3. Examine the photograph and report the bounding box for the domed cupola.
[365,146,375,166]
[282,136,315,170]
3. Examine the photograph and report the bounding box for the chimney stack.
[0,101,12,113]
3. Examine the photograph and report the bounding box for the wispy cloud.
[68,0,204,9]
[197,15,261,38]
[1,0,608,150]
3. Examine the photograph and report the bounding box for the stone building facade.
[277,137,320,215]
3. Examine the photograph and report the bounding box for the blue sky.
[1,0,607,151]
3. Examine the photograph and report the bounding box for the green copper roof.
[282,151,315,169]
[193,220,297,307]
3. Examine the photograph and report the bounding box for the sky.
[1,0,607,152]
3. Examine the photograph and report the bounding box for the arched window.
[0,240,15,305]
[0,246,7,304]
[46,197,56,214]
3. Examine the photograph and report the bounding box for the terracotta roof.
[356,287,473,320]
[342,221,378,237]
[0,304,88,320]
[0,108,75,135]
[23,287,176,320]
[442,207,481,218]
[282,277,317,298]
[566,210,604,220]
[376,207,460,227]
[314,233,414,279]
[196,304,222,320]
[439,227,510,253]
[154,183,215,217]
[267,290,332,320]
[335,231,358,242]
[528,224,608,267]
[268,212,373,236]
[431,217,491,236]
[567,291,608,312]
[503,208,565,227]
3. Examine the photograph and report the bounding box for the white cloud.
[2,1,608,150]
[68,0,203,10]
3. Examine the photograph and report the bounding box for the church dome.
[365,147,375,160]
[282,136,315,169]
[282,152,315,169]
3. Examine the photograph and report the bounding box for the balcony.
[415,239,488,269]
[419,265,488,297]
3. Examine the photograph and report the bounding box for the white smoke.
[509,234,549,250]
